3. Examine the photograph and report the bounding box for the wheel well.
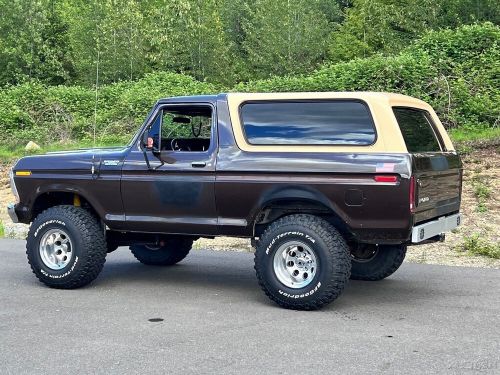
[253,199,351,239]
[32,192,99,221]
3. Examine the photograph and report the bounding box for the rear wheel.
[255,214,351,310]
[130,237,193,266]
[350,244,406,281]
[26,205,107,289]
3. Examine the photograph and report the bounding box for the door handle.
[191,161,206,168]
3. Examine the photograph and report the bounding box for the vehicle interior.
[148,105,212,152]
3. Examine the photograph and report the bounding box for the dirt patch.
[1,146,499,268]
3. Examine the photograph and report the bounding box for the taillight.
[409,176,416,213]
[374,175,398,183]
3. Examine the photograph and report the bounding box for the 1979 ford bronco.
[8,92,462,310]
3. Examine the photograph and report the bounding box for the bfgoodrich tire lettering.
[255,214,351,310]
[26,205,107,289]
[350,244,407,281]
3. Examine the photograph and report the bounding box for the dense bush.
[0,23,497,148]
[412,23,500,129]
[0,72,217,147]
[238,23,499,130]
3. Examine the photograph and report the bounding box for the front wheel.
[26,205,107,289]
[255,214,351,310]
[350,244,406,281]
[130,237,193,266]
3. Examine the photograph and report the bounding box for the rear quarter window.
[393,107,442,152]
[240,100,376,145]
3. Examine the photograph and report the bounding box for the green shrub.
[236,23,499,131]
[412,23,500,129]
[460,234,500,259]
[0,23,498,149]
[471,174,492,212]
[0,72,218,147]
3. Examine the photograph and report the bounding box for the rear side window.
[240,101,376,145]
[393,107,442,152]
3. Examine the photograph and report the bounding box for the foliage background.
[0,1,498,149]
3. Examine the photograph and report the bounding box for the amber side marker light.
[15,171,31,176]
[373,175,398,183]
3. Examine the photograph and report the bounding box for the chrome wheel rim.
[39,229,73,270]
[273,241,317,289]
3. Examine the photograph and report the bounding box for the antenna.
[93,50,99,147]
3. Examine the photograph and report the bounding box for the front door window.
[147,105,213,153]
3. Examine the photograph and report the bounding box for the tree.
[327,0,439,62]
[2,0,499,86]
[242,0,334,78]
[144,0,237,85]
[0,0,74,86]
[61,0,147,85]
[37,0,75,85]
[438,0,500,27]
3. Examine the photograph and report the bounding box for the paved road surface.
[0,239,499,374]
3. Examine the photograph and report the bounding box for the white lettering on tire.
[265,231,316,254]
[278,282,322,299]
[41,256,78,279]
[34,220,66,237]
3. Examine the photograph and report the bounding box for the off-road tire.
[255,214,351,310]
[26,205,107,289]
[106,242,118,253]
[130,237,193,266]
[350,244,406,281]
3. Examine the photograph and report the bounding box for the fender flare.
[30,184,107,221]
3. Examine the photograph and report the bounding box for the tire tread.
[254,214,351,310]
[350,245,407,281]
[26,205,107,289]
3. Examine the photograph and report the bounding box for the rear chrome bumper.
[411,213,461,243]
[7,203,19,223]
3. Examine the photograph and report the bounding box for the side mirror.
[141,132,154,151]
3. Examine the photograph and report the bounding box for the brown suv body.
[9,92,462,245]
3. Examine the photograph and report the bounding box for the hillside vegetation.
[0,4,498,265]
[1,1,498,87]
[0,23,498,152]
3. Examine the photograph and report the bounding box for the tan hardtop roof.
[226,91,429,109]
[226,91,454,152]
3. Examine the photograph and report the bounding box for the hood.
[13,146,130,172]
[45,146,128,156]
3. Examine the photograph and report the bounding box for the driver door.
[120,103,218,235]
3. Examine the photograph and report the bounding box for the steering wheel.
[171,139,180,151]
[170,138,190,152]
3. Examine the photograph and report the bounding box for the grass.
[0,221,4,238]
[449,126,500,144]
[474,183,491,212]
[471,174,491,213]
[0,139,128,163]
[459,234,500,259]
[0,124,497,163]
